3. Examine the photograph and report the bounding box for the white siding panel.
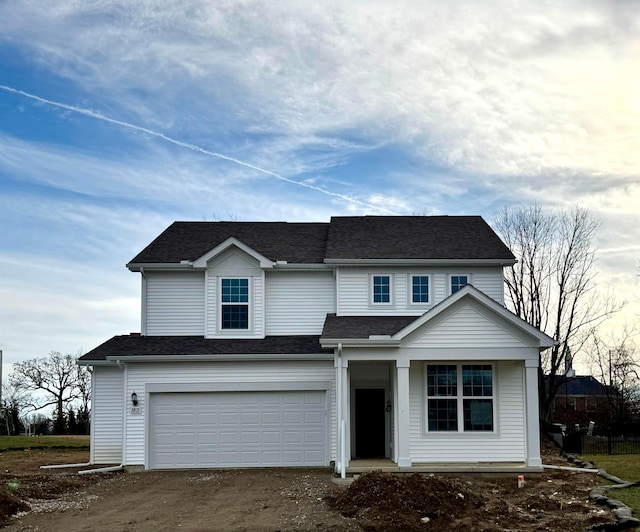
[409,361,525,463]
[145,272,205,336]
[205,249,265,338]
[337,267,506,315]
[92,366,123,464]
[471,268,504,304]
[266,272,335,335]
[124,361,336,466]
[406,304,529,349]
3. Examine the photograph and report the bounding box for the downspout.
[79,360,126,474]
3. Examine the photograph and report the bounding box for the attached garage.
[149,390,328,469]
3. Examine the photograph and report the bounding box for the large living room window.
[426,364,494,432]
[221,278,249,329]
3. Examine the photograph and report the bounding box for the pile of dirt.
[327,468,615,532]
[0,486,30,527]
[327,471,484,531]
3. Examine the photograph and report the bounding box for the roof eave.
[323,258,516,266]
[102,353,333,362]
[319,338,401,348]
[126,262,194,272]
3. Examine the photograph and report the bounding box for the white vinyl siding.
[205,249,264,338]
[404,303,531,349]
[464,268,504,304]
[145,271,205,336]
[337,267,504,315]
[92,366,124,464]
[266,271,335,335]
[409,360,525,462]
[123,361,336,467]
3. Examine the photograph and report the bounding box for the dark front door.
[354,388,386,458]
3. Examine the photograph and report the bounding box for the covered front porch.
[333,356,543,478]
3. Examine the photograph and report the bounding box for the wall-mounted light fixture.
[131,391,138,406]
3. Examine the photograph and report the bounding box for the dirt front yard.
[0,446,620,531]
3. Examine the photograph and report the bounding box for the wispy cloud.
[0,85,398,214]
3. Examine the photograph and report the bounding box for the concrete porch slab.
[346,459,543,476]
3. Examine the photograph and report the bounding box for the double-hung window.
[426,364,494,432]
[450,275,468,294]
[411,275,430,304]
[372,275,391,304]
[221,278,249,330]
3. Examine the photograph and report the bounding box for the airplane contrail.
[0,85,398,214]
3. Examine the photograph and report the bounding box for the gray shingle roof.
[127,216,514,265]
[129,222,330,264]
[321,314,417,339]
[325,216,515,260]
[78,335,331,361]
[545,376,609,396]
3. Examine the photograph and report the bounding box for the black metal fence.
[581,434,640,455]
[561,428,640,455]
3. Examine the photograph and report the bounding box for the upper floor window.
[411,275,430,304]
[426,363,494,433]
[372,275,391,304]
[450,275,468,294]
[221,278,249,329]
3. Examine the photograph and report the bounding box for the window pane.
[462,365,492,396]
[222,278,248,303]
[428,399,458,431]
[463,399,493,431]
[451,275,468,294]
[221,305,248,329]
[412,276,429,303]
[373,276,390,303]
[427,365,457,396]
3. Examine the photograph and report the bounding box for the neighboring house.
[548,375,610,428]
[79,216,554,473]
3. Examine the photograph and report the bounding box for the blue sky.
[1,0,639,378]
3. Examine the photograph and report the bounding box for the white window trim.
[408,273,433,307]
[218,276,252,333]
[448,273,472,295]
[423,362,497,435]
[369,273,395,307]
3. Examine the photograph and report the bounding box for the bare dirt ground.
[0,443,620,532]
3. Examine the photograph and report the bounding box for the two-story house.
[79,216,554,474]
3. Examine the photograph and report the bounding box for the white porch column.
[336,359,349,474]
[524,359,542,468]
[396,360,411,467]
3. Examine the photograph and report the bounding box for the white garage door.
[150,391,327,469]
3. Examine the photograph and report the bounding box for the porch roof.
[321,314,417,340]
[78,334,332,363]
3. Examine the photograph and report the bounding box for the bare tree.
[9,351,84,434]
[493,205,624,425]
[588,329,640,430]
[1,380,32,435]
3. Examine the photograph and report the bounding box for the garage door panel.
[150,391,327,469]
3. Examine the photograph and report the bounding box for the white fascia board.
[76,359,114,366]
[320,338,401,348]
[192,237,275,269]
[272,263,332,271]
[323,258,516,266]
[126,262,194,272]
[104,353,334,362]
[393,284,556,348]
